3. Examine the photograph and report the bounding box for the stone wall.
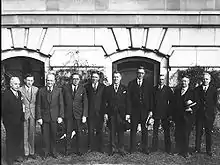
[2,0,220,12]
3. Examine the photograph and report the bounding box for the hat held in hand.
[185,100,196,113]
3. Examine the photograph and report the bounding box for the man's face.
[46,74,55,88]
[10,77,20,91]
[24,76,34,88]
[91,73,100,84]
[181,77,190,88]
[159,75,165,86]
[203,74,211,86]
[113,73,121,85]
[137,69,145,80]
[72,74,80,86]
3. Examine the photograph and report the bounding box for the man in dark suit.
[36,73,64,158]
[172,76,196,158]
[195,72,217,156]
[127,66,152,154]
[102,71,128,155]
[152,74,173,154]
[62,72,88,156]
[2,77,24,165]
[85,71,105,153]
[19,73,38,159]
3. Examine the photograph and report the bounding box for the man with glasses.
[127,66,153,154]
[172,76,196,158]
[62,72,88,156]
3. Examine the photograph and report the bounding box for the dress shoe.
[65,150,72,156]
[29,154,37,159]
[23,155,29,160]
[51,152,58,158]
[207,152,212,157]
[118,148,127,156]
[14,156,24,162]
[75,151,83,156]
[142,148,150,155]
[43,153,50,159]
[194,149,201,153]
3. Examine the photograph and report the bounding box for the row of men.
[2,66,217,165]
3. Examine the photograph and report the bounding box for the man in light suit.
[152,74,173,154]
[127,66,152,154]
[85,71,106,153]
[172,76,196,158]
[36,73,64,158]
[2,77,24,165]
[62,72,88,156]
[102,71,128,156]
[195,72,217,156]
[19,73,38,160]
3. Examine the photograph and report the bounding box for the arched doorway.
[2,57,45,88]
[112,57,160,86]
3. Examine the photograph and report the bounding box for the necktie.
[15,92,18,98]
[203,86,207,92]
[73,86,77,97]
[93,83,97,91]
[138,80,142,87]
[27,87,31,98]
[181,88,185,96]
[114,85,118,93]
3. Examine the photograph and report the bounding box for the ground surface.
[1,122,220,165]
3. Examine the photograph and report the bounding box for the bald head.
[46,73,56,88]
[10,77,20,91]
[203,72,211,86]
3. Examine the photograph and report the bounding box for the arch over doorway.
[113,56,160,86]
[2,57,45,87]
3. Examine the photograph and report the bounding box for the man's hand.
[104,114,108,121]
[149,111,153,117]
[57,117,63,124]
[82,116,86,123]
[37,119,43,125]
[126,115,131,123]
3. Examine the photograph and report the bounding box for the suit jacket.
[127,78,152,119]
[152,85,173,119]
[62,84,88,120]
[102,84,127,118]
[19,85,38,120]
[2,89,24,126]
[85,82,105,117]
[172,87,196,121]
[36,86,64,122]
[195,85,217,122]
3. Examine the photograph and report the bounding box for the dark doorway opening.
[113,56,160,86]
[2,57,45,88]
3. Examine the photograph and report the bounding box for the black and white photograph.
[1,0,220,164]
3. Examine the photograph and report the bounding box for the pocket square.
[123,91,126,94]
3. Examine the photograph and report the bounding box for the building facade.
[1,0,220,87]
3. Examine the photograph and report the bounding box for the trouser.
[109,114,124,151]
[42,121,57,154]
[24,116,35,156]
[195,116,213,153]
[5,123,23,162]
[88,115,103,151]
[130,115,148,152]
[65,118,82,153]
[174,114,193,155]
[152,118,171,152]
